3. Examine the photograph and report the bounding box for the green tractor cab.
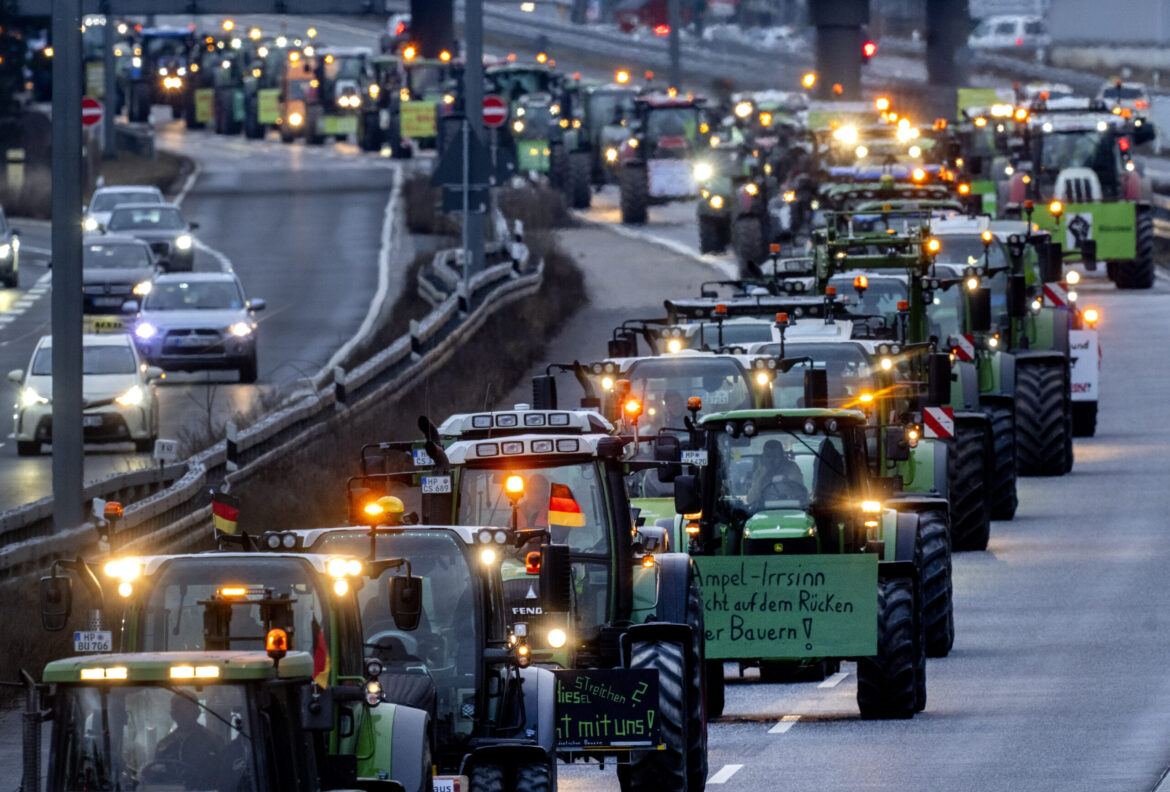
[619,94,704,225]
[556,80,639,208]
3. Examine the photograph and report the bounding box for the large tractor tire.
[567,151,592,209]
[1015,359,1071,476]
[947,420,992,551]
[857,576,920,720]
[683,569,708,792]
[514,760,553,792]
[916,510,954,657]
[1072,401,1097,437]
[1111,207,1155,289]
[731,215,766,276]
[706,659,725,720]
[983,403,1018,520]
[627,639,688,791]
[468,764,505,792]
[184,98,202,130]
[358,112,381,152]
[548,142,568,190]
[698,214,728,254]
[620,165,649,225]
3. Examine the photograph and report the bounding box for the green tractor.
[39,550,432,791]
[673,406,928,720]
[557,78,639,208]
[22,651,411,792]
[510,92,566,183]
[373,50,460,156]
[618,94,704,225]
[350,409,710,790]
[1004,97,1157,288]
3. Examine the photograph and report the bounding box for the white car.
[968,15,1050,51]
[8,333,162,456]
[1096,80,1151,115]
[84,185,165,233]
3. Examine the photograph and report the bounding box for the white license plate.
[412,448,435,466]
[74,630,112,653]
[421,475,451,494]
[83,415,103,427]
[433,777,467,792]
[681,450,708,466]
[177,336,209,347]
[92,297,123,307]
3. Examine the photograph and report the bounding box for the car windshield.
[761,343,876,409]
[646,107,698,140]
[144,281,244,310]
[84,243,152,270]
[32,345,137,376]
[713,427,850,518]
[310,530,481,745]
[136,557,331,654]
[91,191,160,213]
[53,683,257,792]
[108,208,186,231]
[1101,85,1143,100]
[458,461,610,554]
[623,357,754,433]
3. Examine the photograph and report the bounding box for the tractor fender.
[461,742,553,777]
[386,704,432,792]
[641,524,671,554]
[1014,349,1068,366]
[893,511,919,564]
[886,494,949,517]
[955,361,980,410]
[518,666,558,754]
[930,438,948,497]
[1008,173,1028,204]
[877,560,918,581]
[653,552,694,625]
[993,351,1015,396]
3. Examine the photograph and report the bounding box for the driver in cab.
[746,439,807,505]
[149,694,223,788]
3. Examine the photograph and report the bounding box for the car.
[968,15,1050,51]
[1096,80,1151,116]
[7,333,161,456]
[81,234,160,333]
[130,272,265,383]
[83,185,165,233]
[105,203,198,271]
[0,205,21,289]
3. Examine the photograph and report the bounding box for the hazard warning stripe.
[923,407,954,439]
[1043,282,1068,307]
[952,334,976,362]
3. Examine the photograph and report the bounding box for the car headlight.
[115,385,144,407]
[83,217,99,232]
[174,234,193,251]
[229,321,253,337]
[132,281,152,296]
[0,243,10,258]
[693,162,713,182]
[21,386,48,407]
[135,323,157,340]
[288,111,304,127]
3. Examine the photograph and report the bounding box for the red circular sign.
[81,96,103,127]
[482,95,508,128]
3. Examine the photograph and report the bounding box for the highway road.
[0,122,402,510]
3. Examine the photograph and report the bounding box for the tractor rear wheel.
[698,214,727,254]
[548,142,568,190]
[916,509,954,657]
[683,565,708,790]
[514,760,553,792]
[706,659,725,720]
[468,764,505,792]
[731,215,766,276]
[1015,359,1071,476]
[947,420,991,551]
[1072,401,1097,437]
[628,639,687,791]
[620,165,648,225]
[568,151,592,209]
[1111,207,1155,289]
[983,403,1018,520]
[857,576,919,719]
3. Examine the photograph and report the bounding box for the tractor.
[619,94,703,225]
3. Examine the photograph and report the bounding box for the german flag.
[549,482,586,528]
[211,490,240,536]
[312,616,330,688]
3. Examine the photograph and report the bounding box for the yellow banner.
[400,101,436,139]
[257,89,280,124]
[195,88,214,124]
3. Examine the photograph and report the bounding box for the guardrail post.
[225,421,239,473]
[334,366,347,410]
[457,280,470,316]
[410,319,423,359]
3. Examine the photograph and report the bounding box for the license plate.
[421,475,451,494]
[177,336,210,347]
[681,450,708,466]
[83,415,103,427]
[74,630,112,653]
[412,448,435,466]
[92,297,123,307]
[433,777,466,792]
[92,317,124,332]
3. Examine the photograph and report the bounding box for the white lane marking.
[1154,764,1170,792]
[708,764,744,784]
[173,160,201,206]
[576,213,739,279]
[0,269,52,330]
[194,240,234,273]
[768,715,800,734]
[20,245,51,256]
[36,273,50,285]
[13,300,33,309]
[818,671,849,689]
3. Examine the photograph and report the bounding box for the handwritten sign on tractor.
[695,555,877,659]
[400,100,437,139]
[553,669,660,750]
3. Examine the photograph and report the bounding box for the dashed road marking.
[818,671,849,689]
[708,764,744,784]
[0,270,52,330]
[768,715,800,734]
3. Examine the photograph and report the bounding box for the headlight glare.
[174,234,193,251]
[229,321,252,337]
[115,385,144,407]
[135,323,157,340]
[21,387,48,407]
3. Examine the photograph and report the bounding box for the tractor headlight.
[605,147,618,162]
[693,162,713,181]
[288,111,304,127]
[547,628,567,648]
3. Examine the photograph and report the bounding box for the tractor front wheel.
[1111,208,1155,289]
[620,165,649,225]
[698,213,728,254]
[732,215,766,277]
[627,639,688,790]
[916,509,954,657]
[947,420,992,551]
[983,403,1018,520]
[857,576,921,719]
[568,151,592,209]
[1015,359,1072,476]
[1072,401,1097,437]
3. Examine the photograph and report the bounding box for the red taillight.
[394,21,405,35]
[1119,137,1131,152]
[654,23,670,35]
[1136,99,1149,109]
[1015,37,1023,46]
[862,40,877,58]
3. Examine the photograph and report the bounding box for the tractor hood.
[742,509,815,540]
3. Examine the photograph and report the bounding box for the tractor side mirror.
[969,287,992,333]
[40,574,72,632]
[1007,274,1027,318]
[655,433,682,483]
[388,576,422,631]
[804,368,828,408]
[926,353,951,407]
[532,374,557,410]
[608,336,636,358]
[884,427,911,462]
[1041,241,1063,284]
[539,543,572,613]
[1134,122,1156,145]
[673,474,701,516]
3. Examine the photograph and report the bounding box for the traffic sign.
[81,96,103,127]
[482,95,507,128]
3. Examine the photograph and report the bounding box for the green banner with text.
[695,555,877,659]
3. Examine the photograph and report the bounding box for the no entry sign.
[482,95,507,128]
[82,96,103,127]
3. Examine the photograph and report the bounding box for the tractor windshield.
[761,343,876,410]
[712,427,851,520]
[589,89,636,131]
[623,356,754,434]
[1034,128,1122,198]
[136,557,333,657]
[52,682,259,792]
[645,106,698,142]
[827,273,906,324]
